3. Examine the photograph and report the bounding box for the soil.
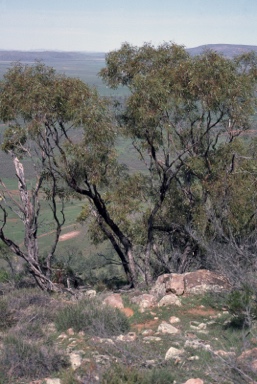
[59,230,80,241]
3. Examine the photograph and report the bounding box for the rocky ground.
[0,270,257,384]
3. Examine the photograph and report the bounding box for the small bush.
[102,363,145,384]
[0,334,69,381]
[0,269,9,283]
[0,299,15,330]
[226,284,257,328]
[55,298,130,337]
[102,364,175,384]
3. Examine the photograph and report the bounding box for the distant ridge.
[0,45,256,62]
[0,50,105,62]
[186,44,257,57]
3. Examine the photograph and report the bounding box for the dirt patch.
[120,307,134,318]
[132,319,159,332]
[59,230,80,241]
[185,306,217,317]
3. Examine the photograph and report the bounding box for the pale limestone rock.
[165,346,184,360]
[84,289,97,298]
[143,336,162,342]
[103,293,124,309]
[131,294,157,312]
[184,269,230,294]
[45,379,62,384]
[188,355,200,361]
[182,379,204,384]
[70,352,82,370]
[190,322,207,330]
[165,273,185,296]
[158,321,180,334]
[184,339,211,350]
[141,329,154,336]
[169,316,180,324]
[214,350,236,358]
[158,293,181,307]
[116,332,137,342]
[150,274,170,297]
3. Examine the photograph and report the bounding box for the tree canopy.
[1,43,257,290]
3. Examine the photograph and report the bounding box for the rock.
[188,355,200,361]
[158,321,180,334]
[182,379,204,384]
[150,274,170,297]
[237,348,257,373]
[214,350,236,358]
[70,352,82,370]
[116,332,137,342]
[184,269,230,294]
[165,273,185,296]
[165,346,184,360]
[103,293,124,309]
[190,321,207,331]
[67,328,75,335]
[169,316,180,324]
[184,339,211,351]
[84,289,97,298]
[151,269,230,299]
[141,329,154,336]
[131,294,157,312]
[143,336,162,342]
[45,379,62,384]
[158,293,181,307]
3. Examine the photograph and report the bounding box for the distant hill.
[186,44,257,58]
[0,44,256,63]
[0,50,105,62]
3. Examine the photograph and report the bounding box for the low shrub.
[0,298,15,330]
[55,297,130,337]
[226,284,257,328]
[0,334,69,382]
[102,364,175,384]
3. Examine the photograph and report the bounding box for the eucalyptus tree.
[1,43,257,291]
[0,63,136,290]
[100,42,257,279]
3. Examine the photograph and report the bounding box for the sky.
[0,0,256,52]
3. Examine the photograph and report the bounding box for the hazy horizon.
[0,1,256,52]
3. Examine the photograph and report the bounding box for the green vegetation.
[55,297,130,336]
[0,41,257,293]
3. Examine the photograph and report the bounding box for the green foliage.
[55,297,130,336]
[102,363,175,384]
[226,285,257,327]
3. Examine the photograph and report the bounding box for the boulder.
[184,269,230,294]
[103,293,124,309]
[70,352,82,370]
[45,380,62,384]
[116,332,137,342]
[165,273,185,296]
[158,321,180,334]
[158,293,181,307]
[150,274,170,297]
[131,294,157,312]
[151,269,230,299]
[165,346,184,360]
[169,316,180,324]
